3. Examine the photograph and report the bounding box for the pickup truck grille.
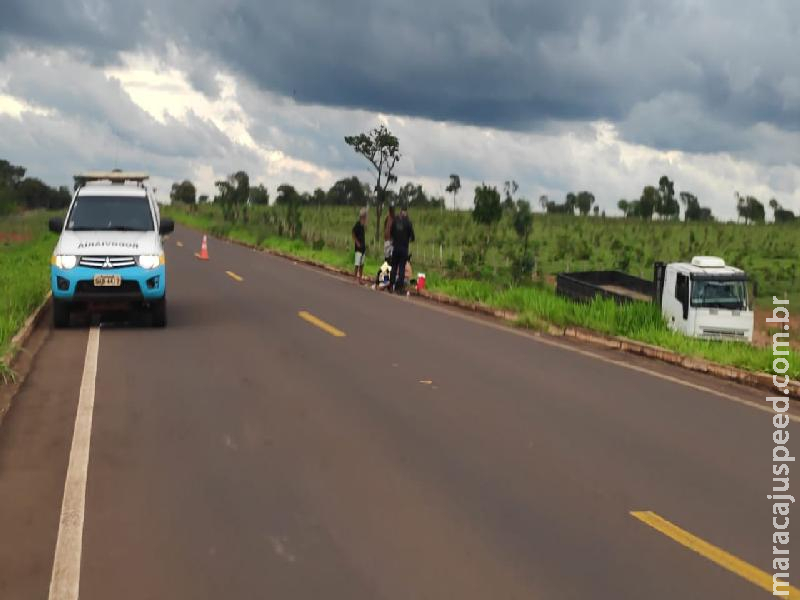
[79,256,137,269]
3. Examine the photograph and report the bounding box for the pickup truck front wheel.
[151,297,167,328]
[53,299,70,328]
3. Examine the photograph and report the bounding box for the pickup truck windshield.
[66,195,154,232]
[691,278,747,310]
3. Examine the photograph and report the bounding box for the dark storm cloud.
[0,0,798,154]
[0,0,145,60]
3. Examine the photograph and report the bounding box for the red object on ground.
[195,235,209,260]
[417,273,426,291]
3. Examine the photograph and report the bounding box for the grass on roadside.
[426,276,796,376]
[0,211,56,377]
[164,204,799,378]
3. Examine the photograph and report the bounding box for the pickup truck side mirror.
[48,217,64,233]
[159,218,175,235]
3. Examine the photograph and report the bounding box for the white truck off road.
[556,256,754,342]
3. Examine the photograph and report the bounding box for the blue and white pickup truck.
[49,171,174,327]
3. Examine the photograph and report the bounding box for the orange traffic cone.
[195,235,209,260]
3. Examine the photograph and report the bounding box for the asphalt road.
[0,224,796,599]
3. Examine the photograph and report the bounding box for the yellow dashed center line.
[226,271,244,282]
[298,311,346,337]
[631,511,799,597]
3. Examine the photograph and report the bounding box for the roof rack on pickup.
[74,171,150,188]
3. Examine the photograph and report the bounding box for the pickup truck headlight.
[52,255,77,269]
[137,254,164,269]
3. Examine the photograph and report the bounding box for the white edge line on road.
[48,326,100,600]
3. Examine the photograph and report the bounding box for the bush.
[509,250,535,283]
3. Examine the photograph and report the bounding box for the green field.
[0,211,56,379]
[172,203,799,297]
[164,203,799,377]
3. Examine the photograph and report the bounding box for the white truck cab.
[49,171,174,327]
[659,256,753,342]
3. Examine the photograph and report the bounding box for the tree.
[770,198,795,223]
[503,180,519,210]
[0,159,25,188]
[638,186,658,220]
[654,176,679,219]
[428,195,446,209]
[541,193,576,215]
[736,192,765,224]
[232,171,250,205]
[446,174,461,210]
[618,199,629,216]
[472,184,502,225]
[565,192,577,214]
[679,191,713,222]
[512,199,533,252]
[509,199,535,282]
[214,179,233,211]
[275,184,301,206]
[170,180,196,205]
[214,170,250,220]
[50,185,71,209]
[471,184,502,266]
[249,184,269,205]
[593,205,600,217]
[326,176,368,206]
[0,187,16,216]
[275,184,303,237]
[312,187,326,208]
[539,195,548,211]
[344,124,400,241]
[575,191,595,216]
[397,181,431,208]
[751,199,766,223]
[11,177,69,209]
[679,191,697,219]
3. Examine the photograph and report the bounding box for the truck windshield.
[691,278,747,310]
[66,195,154,232]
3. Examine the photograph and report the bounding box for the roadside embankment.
[0,211,56,381]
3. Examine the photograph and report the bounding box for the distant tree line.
[540,190,597,216]
[0,159,72,216]
[168,122,797,228]
[733,193,795,224]
[616,176,703,221]
[614,176,795,224]
[170,174,445,211]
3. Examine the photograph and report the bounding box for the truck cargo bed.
[556,271,654,305]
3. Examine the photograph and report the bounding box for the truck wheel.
[53,299,70,328]
[151,297,167,328]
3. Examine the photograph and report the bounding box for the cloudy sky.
[0,0,797,218]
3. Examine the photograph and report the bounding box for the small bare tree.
[446,174,461,210]
[345,125,401,242]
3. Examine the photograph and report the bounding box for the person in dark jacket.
[389,207,415,293]
[352,208,367,279]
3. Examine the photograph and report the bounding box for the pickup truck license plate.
[93,274,121,287]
